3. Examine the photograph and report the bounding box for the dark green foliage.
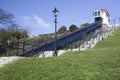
[21,30,28,38]
[58,26,67,34]
[80,23,90,28]
[0,28,28,43]
[69,24,78,32]
[0,28,9,43]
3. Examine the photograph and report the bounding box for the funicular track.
[18,21,102,57]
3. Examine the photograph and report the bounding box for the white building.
[93,9,110,26]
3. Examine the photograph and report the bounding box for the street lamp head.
[52,7,59,17]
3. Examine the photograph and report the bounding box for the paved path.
[0,56,23,67]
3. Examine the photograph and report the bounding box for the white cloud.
[18,14,52,36]
[33,15,51,28]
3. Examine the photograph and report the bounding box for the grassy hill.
[0,28,120,80]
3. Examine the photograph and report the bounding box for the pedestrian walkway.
[0,56,23,67]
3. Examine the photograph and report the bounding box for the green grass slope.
[0,29,120,80]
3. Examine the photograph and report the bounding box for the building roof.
[100,9,110,17]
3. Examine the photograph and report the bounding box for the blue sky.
[0,0,120,36]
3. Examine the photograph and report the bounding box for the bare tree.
[0,8,14,25]
[0,8,28,44]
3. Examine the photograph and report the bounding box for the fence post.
[70,45,73,51]
[16,41,19,56]
[5,45,7,56]
[79,41,81,51]
[23,40,25,54]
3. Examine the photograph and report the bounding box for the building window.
[98,11,100,16]
[95,12,97,16]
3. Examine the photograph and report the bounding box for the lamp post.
[119,17,120,24]
[52,7,59,56]
[113,19,115,25]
